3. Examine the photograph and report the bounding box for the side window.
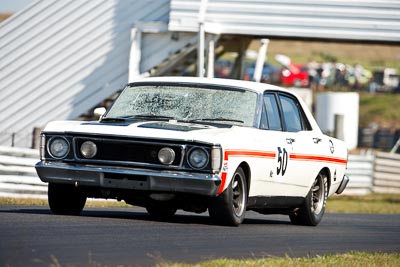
[279,95,304,132]
[261,94,282,131]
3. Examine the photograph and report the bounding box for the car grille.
[74,137,184,168]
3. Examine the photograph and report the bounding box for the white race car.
[36,77,349,226]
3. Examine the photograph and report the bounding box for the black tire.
[209,167,247,226]
[146,205,177,219]
[289,173,328,226]
[48,183,87,215]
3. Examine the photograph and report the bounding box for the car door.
[277,93,322,196]
[249,92,291,197]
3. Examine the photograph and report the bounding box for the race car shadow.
[0,206,291,226]
[0,207,53,215]
[81,209,292,226]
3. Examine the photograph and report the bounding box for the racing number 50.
[277,147,288,176]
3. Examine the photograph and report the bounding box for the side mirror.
[94,107,106,119]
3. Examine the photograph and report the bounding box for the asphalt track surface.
[0,205,399,267]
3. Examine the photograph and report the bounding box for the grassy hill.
[359,93,400,129]
[264,39,400,73]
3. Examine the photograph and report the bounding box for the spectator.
[353,64,364,90]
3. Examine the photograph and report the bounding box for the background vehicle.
[275,54,309,87]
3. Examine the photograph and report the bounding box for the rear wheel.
[289,173,328,226]
[209,167,247,226]
[48,183,86,215]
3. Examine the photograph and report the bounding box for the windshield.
[104,84,258,127]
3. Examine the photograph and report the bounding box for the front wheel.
[289,173,328,226]
[48,183,87,215]
[209,167,247,226]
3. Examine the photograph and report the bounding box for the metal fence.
[373,152,400,194]
[0,146,399,198]
[0,146,46,199]
[344,154,374,195]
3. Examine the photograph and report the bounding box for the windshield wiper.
[100,117,126,122]
[120,114,176,120]
[188,117,244,124]
[101,114,175,122]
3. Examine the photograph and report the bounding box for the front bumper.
[35,162,221,196]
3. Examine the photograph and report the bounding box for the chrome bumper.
[336,175,350,194]
[35,162,221,196]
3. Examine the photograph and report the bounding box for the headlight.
[188,147,209,169]
[80,141,97,159]
[48,137,70,159]
[158,147,175,165]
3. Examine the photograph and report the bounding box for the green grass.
[359,93,400,128]
[327,194,400,214]
[31,252,400,267]
[0,197,130,208]
[157,252,400,267]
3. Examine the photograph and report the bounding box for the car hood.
[42,120,252,145]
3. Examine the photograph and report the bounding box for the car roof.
[129,76,288,94]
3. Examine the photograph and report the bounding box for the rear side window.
[261,93,282,131]
[279,94,311,132]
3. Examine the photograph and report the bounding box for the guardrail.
[373,152,400,194]
[0,146,399,198]
[0,146,46,199]
[344,154,374,195]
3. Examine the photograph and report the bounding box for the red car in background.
[276,54,309,87]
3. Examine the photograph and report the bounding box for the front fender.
[218,157,249,195]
